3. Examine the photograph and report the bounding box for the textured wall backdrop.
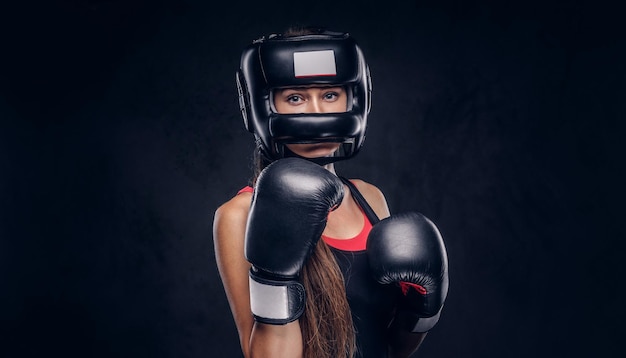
[2,1,624,357]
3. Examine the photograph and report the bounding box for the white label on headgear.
[293,50,337,78]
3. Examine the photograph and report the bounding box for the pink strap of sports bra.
[237,186,254,195]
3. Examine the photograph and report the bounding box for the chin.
[287,143,341,158]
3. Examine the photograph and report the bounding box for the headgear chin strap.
[236,29,372,164]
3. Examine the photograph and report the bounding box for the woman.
[213,26,448,358]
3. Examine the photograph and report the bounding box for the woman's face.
[273,86,347,158]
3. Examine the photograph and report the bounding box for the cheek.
[275,101,306,114]
[320,100,347,113]
[273,100,290,114]
[331,95,348,112]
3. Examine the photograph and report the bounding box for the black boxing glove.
[244,157,344,324]
[367,212,449,333]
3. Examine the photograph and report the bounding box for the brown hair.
[300,240,356,358]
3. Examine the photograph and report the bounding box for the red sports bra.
[236,186,371,251]
[321,210,371,251]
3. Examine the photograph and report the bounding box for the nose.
[309,97,323,113]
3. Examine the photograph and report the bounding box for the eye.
[323,91,339,101]
[321,87,345,102]
[323,90,347,103]
[286,94,304,104]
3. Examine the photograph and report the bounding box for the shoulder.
[348,179,391,220]
[213,192,253,251]
[215,191,252,223]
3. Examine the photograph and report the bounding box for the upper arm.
[214,193,305,358]
[350,179,391,220]
[213,194,254,356]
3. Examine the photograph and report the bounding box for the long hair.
[251,147,357,358]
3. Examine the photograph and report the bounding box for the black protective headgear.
[236,29,372,164]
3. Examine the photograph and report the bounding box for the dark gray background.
[1,0,624,357]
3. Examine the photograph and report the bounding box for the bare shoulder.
[213,192,252,260]
[348,179,391,220]
[214,192,252,228]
